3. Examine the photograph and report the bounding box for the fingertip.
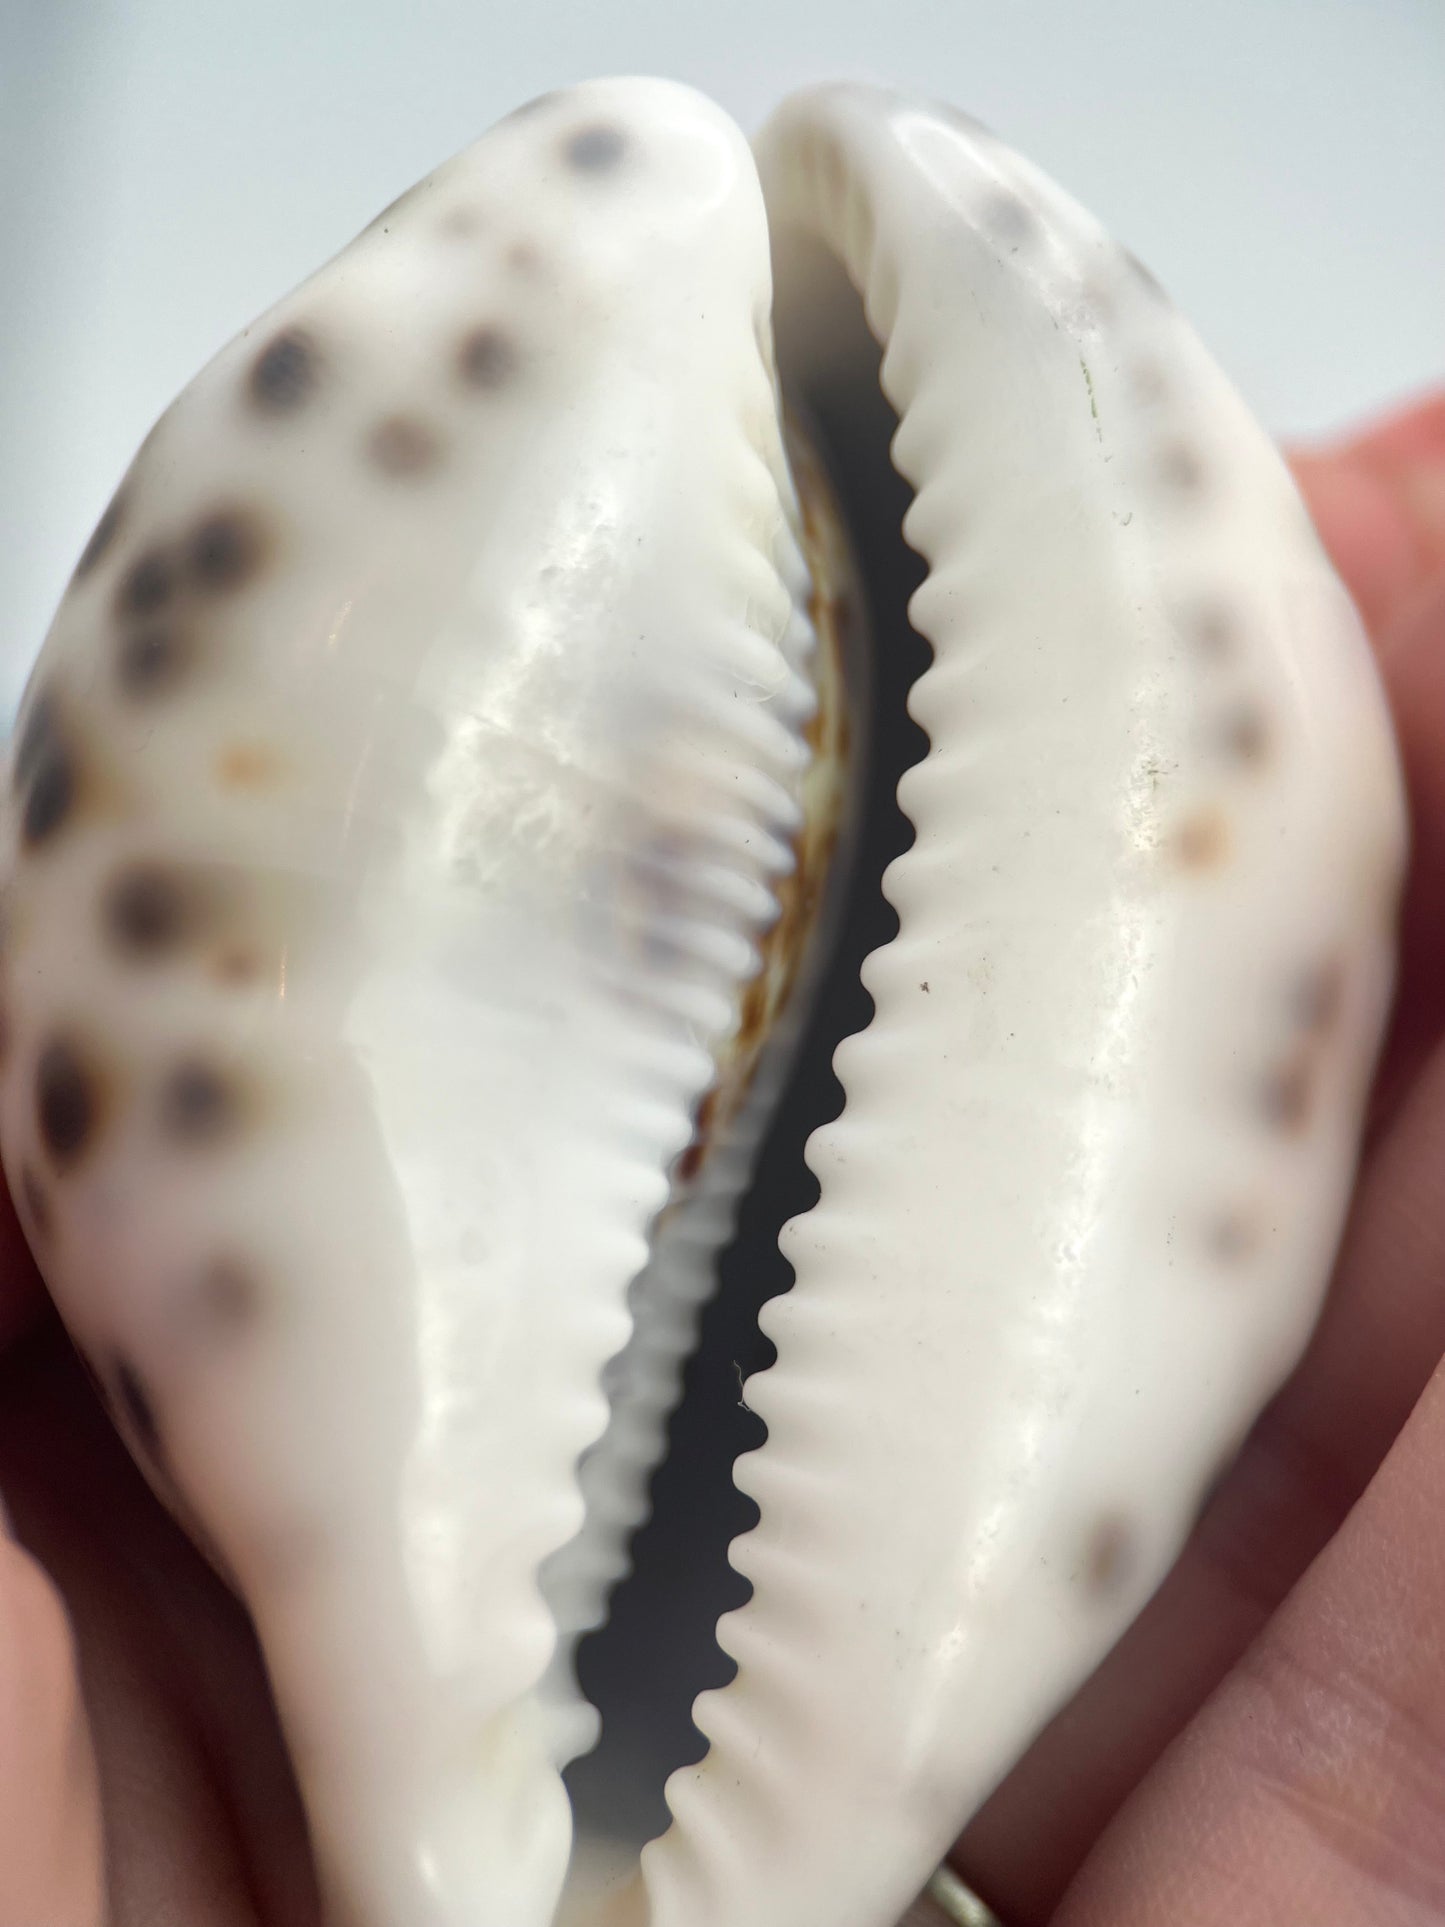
[0,1515,105,1927]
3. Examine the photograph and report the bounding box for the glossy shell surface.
[0,74,1406,1927]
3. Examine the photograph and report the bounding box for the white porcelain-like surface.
[0,75,1405,1927]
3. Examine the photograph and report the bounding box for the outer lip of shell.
[0,74,1407,1927]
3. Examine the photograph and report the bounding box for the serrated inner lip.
[546,280,927,1908]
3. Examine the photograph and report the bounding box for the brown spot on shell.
[1156,440,1207,496]
[20,1164,52,1240]
[1292,957,1345,1036]
[117,625,190,699]
[1173,808,1230,871]
[197,1256,261,1328]
[116,549,177,621]
[159,1058,243,1145]
[1083,1515,1135,1594]
[216,743,285,791]
[212,946,262,987]
[367,415,444,477]
[456,324,518,391]
[1129,361,1169,407]
[187,507,269,594]
[1181,597,1237,658]
[1216,704,1271,767]
[506,240,540,273]
[439,206,484,238]
[36,1036,104,1169]
[104,863,202,957]
[1206,1208,1260,1263]
[1261,1053,1314,1134]
[248,327,320,415]
[564,125,628,173]
[74,493,126,580]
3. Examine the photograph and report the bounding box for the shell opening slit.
[0,77,1404,1927]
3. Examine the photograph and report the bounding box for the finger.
[1053,1351,1445,1924]
[0,1498,104,1927]
[0,1322,321,1927]
[1289,389,1445,640]
[1366,573,1445,1138]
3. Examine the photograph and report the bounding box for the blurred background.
[1,0,1442,715]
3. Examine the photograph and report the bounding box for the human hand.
[2,392,1442,1927]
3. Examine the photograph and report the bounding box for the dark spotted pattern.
[105,864,197,956]
[114,1357,164,1464]
[1261,1053,1313,1133]
[1217,704,1270,766]
[1182,598,1236,658]
[199,1256,260,1328]
[1293,957,1344,1035]
[1083,1515,1135,1594]
[160,1059,240,1143]
[116,550,176,621]
[1206,1209,1259,1262]
[74,493,126,580]
[117,626,189,699]
[565,125,627,173]
[368,415,443,477]
[36,1037,101,1167]
[248,328,320,415]
[457,325,518,391]
[1156,440,1207,496]
[187,507,268,594]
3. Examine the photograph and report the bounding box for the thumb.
[0,1494,104,1927]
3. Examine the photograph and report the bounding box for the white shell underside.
[0,77,1405,1927]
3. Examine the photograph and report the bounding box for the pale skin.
[1,391,1443,1927]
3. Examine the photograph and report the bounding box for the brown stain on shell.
[368,415,444,478]
[216,743,286,792]
[1173,807,1230,872]
[1083,1514,1136,1595]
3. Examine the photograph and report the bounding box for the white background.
[1,0,1441,714]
